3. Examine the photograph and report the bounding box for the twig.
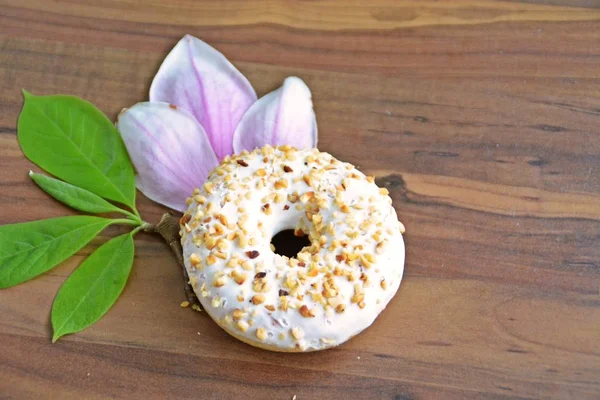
[144,213,201,310]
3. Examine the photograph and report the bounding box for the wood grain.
[1,1,599,399]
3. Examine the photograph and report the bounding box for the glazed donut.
[180,145,405,352]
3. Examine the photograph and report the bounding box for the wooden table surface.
[1,1,599,399]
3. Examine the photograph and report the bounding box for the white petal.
[117,102,218,211]
[150,35,257,160]
[233,77,317,154]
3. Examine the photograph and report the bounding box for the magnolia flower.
[117,35,317,212]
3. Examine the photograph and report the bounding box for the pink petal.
[116,102,218,212]
[233,77,317,154]
[150,35,257,160]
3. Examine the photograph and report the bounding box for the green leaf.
[29,172,137,219]
[17,91,136,209]
[0,216,114,288]
[51,233,134,342]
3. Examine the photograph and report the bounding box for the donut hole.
[270,229,311,259]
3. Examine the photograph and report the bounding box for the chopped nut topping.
[274,178,289,189]
[256,327,267,341]
[354,283,364,294]
[237,320,249,332]
[206,254,217,266]
[303,175,313,187]
[232,270,247,285]
[237,159,249,167]
[237,232,248,248]
[216,239,229,251]
[351,293,365,304]
[399,221,406,234]
[214,223,224,235]
[280,296,289,311]
[213,276,226,287]
[283,165,293,173]
[203,182,214,194]
[327,296,342,308]
[241,260,253,271]
[299,305,316,318]
[279,289,289,297]
[251,294,266,304]
[299,191,314,203]
[216,214,229,226]
[254,271,267,279]
[360,254,372,269]
[312,214,323,225]
[194,194,207,204]
[262,203,272,215]
[180,214,191,225]
[291,327,304,340]
[189,253,201,267]
[296,341,308,351]
[232,308,246,321]
[246,250,260,259]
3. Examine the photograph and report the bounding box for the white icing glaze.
[180,146,405,352]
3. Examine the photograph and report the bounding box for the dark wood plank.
[0,1,599,399]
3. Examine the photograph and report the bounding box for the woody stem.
[144,213,201,309]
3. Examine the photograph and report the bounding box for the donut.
[180,145,405,352]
